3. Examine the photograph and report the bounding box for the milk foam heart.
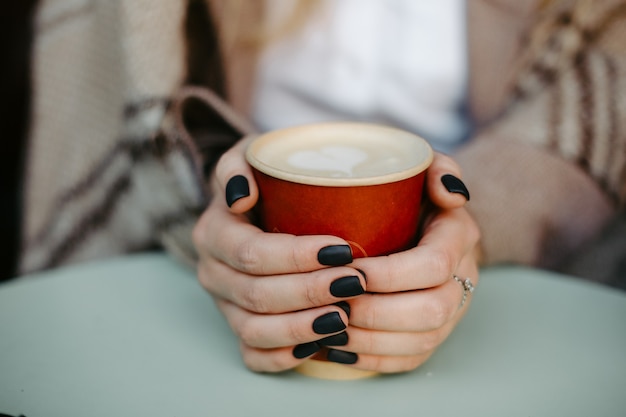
[246,122,433,185]
[287,146,368,176]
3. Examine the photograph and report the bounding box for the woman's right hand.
[192,136,365,372]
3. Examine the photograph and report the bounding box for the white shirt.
[251,0,470,153]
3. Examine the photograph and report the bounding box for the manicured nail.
[327,349,358,365]
[356,268,367,282]
[317,331,349,346]
[225,175,250,207]
[334,301,351,318]
[318,245,353,266]
[330,276,364,298]
[312,312,346,335]
[441,174,470,201]
[293,342,321,359]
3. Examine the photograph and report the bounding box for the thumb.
[214,135,259,213]
[425,153,470,209]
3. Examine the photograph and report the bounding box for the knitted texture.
[499,0,626,206]
[20,0,251,273]
[457,0,625,269]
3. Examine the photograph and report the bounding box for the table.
[1,253,625,417]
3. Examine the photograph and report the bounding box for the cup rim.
[245,122,434,187]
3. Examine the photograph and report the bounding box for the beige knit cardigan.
[20,0,626,278]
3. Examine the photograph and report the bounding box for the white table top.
[1,253,625,417]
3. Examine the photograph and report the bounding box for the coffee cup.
[245,122,433,379]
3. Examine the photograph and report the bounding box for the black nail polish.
[225,175,250,207]
[312,312,346,335]
[293,342,320,359]
[334,301,351,318]
[441,174,470,201]
[356,268,367,282]
[317,331,349,346]
[330,276,364,298]
[318,245,353,266]
[327,349,358,365]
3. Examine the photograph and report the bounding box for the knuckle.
[237,317,263,347]
[301,272,325,307]
[288,235,317,273]
[364,309,378,330]
[371,255,398,293]
[368,354,385,371]
[242,350,293,373]
[239,344,262,372]
[263,355,294,373]
[238,281,271,314]
[288,238,307,272]
[421,297,451,330]
[285,320,309,343]
[425,247,454,283]
[362,329,377,353]
[232,238,262,273]
[352,296,373,329]
[419,330,446,353]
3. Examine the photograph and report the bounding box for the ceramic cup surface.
[245,122,433,379]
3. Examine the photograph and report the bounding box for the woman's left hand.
[317,154,481,373]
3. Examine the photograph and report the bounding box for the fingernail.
[334,301,351,318]
[312,312,346,335]
[317,331,349,346]
[327,349,358,365]
[330,276,364,298]
[318,245,353,266]
[293,342,321,359]
[225,175,250,207]
[441,174,470,201]
[356,268,367,282]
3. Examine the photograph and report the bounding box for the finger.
[238,343,308,373]
[426,153,470,208]
[352,207,480,292]
[216,299,349,349]
[450,253,480,311]
[337,323,456,357]
[194,201,351,276]
[214,135,259,213]
[319,348,434,374]
[348,241,479,332]
[200,260,366,314]
[347,277,465,332]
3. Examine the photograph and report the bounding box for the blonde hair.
[218,0,320,50]
[219,0,576,51]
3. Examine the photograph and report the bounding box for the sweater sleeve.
[455,0,626,268]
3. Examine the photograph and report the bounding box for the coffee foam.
[246,122,433,186]
[287,145,368,177]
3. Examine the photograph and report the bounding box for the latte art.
[287,145,368,177]
[246,122,433,186]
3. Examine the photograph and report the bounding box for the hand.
[193,135,364,372]
[334,155,481,372]
[193,137,480,373]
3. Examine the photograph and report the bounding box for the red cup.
[246,122,433,259]
[245,122,433,380]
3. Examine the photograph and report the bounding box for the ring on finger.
[453,275,475,309]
